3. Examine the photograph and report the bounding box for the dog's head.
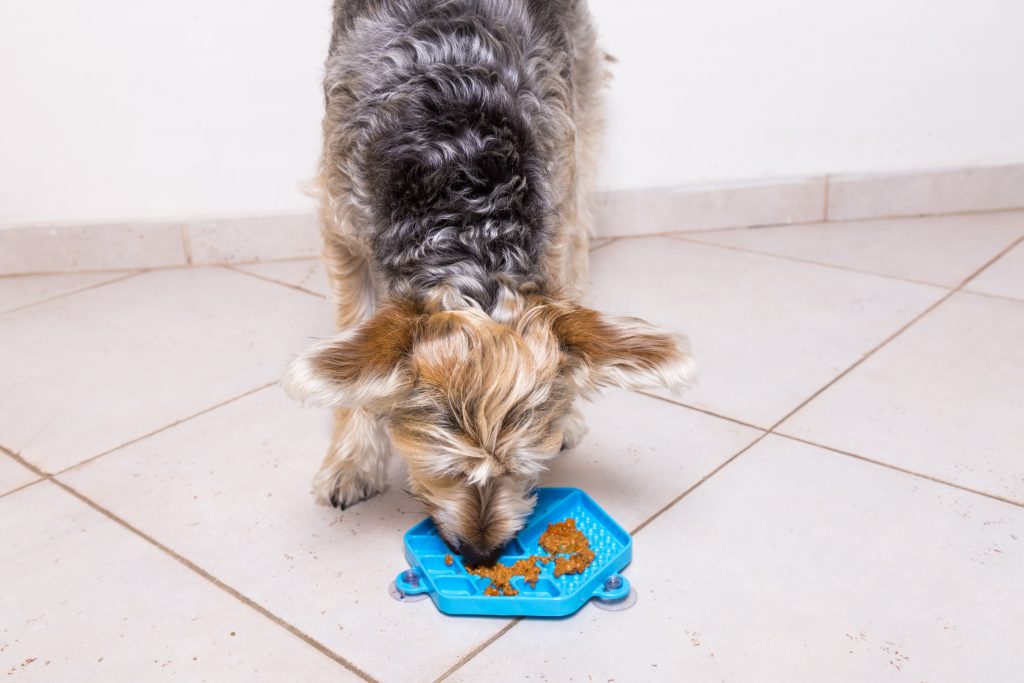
[285,284,693,563]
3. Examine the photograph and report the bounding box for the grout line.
[0,264,178,278]
[0,256,319,279]
[630,432,770,536]
[760,231,1024,433]
[0,443,378,682]
[626,395,978,499]
[956,288,1024,305]
[437,430,772,680]
[436,427,765,682]
[0,270,148,318]
[433,620,523,682]
[956,234,1024,288]
[670,216,1024,294]
[0,477,45,500]
[847,206,1024,227]
[672,234,954,290]
[234,255,322,264]
[628,205,1024,239]
[201,255,323,268]
[632,389,1022,510]
[767,295,955,431]
[823,175,831,221]
[622,229,1024,551]
[435,224,1024,677]
[634,390,766,432]
[823,205,1024,225]
[181,225,194,266]
[595,227,769,240]
[776,432,1024,508]
[54,382,279,477]
[588,237,619,254]
[223,264,328,300]
[779,205,1024,229]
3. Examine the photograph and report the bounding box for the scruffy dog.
[286,0,693,564]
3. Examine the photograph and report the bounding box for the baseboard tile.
[593,176,827,237]
[186,213,320,265]
[0,220,188,275]
[827,162,1024,221]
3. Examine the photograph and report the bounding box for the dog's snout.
[459,542,503,566]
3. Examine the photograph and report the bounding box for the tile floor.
[1,210,1022,682]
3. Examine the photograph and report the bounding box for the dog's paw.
[326,480,381,510]
[312,459,387,510]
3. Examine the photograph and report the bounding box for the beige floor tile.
[780,292,1024,503]
[684,211,1024,287]
[233,259,331,297]
[967,240,1024,301]
[0,267,332,472]
[588,238,946,427]
[0,453,38,496]
[0,271,134,315]
[0,482,359,681]
[59,385,508,683]
[546,389,761,531]
[451,436,1024,682]
[61,384,757,681]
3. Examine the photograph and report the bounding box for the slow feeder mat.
[392,487,633,617]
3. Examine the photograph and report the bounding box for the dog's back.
[321,0,591,308]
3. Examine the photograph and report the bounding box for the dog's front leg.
[313,407,391,509]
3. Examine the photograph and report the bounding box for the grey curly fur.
[321,0,592,310]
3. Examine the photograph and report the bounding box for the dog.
[285,0,694,565]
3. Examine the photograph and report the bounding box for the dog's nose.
[460,543,503,566]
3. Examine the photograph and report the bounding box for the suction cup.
[591,574,638,611]
[388,569,430,603]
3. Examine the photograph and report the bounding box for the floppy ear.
[550,303,695,393]
[284,300,420,408]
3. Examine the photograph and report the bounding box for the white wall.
[2,0,1023,225]
[1,0,329,225]
[594,0,1024,190]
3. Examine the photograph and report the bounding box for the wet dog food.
[465,518,595,596]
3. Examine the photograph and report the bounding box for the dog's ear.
[284,300,421,409]
[548,303,695,393]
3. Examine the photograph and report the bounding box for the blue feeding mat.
[390,487,634,617]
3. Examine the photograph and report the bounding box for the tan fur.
[543,3,610,301]
[304,183,391,508]
[312,407,393,508]
[286,280,694,551]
